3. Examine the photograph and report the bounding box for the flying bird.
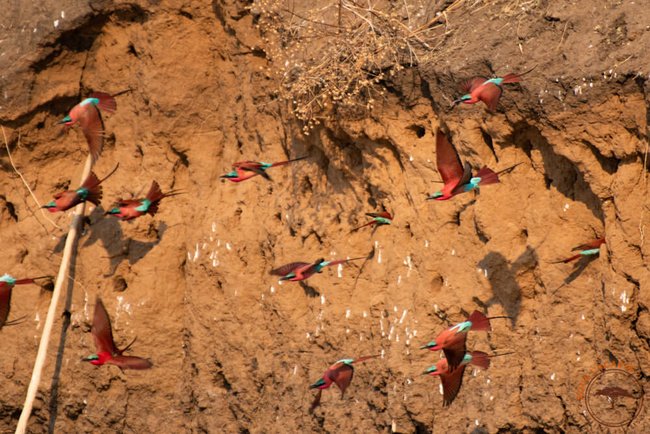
[309,355,378,412]
[0,274,51,331]
[271,255,368,282]
[426,130,520,201]
[105,180,182,221]
[350,209,392,233]
[82,297,152,370]
[57,91,128,163]
[453,67,536,111]
[220,156,308,182]
[420,310,509,371]
[554,237,605,264]
[42,164,119,212]
[422,351,512,406]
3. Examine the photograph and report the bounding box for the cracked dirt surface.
[1,0,649,432]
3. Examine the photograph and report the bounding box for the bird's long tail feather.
[88,92,118,114]
[572,237,606,251]
[469,351,515,370]
[3,315,27,327]
[349,221,376,233]
[15,276,52,285]
[85,176,103,206]
[110,89,132,98]
[98,163,120,185]
[495,162,523,177]
[476,163,522,186]
[270,156,309,167]
[353,354,380,363]
[120,336,138,354]
[145,181,164,204]
[468,351,491,369]
[501,66,537,84]
[553,254,582,264]
[469,310,512,331]
[467,311,491,331]
[163,190,185,199]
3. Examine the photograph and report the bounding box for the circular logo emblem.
[585,368,644,427]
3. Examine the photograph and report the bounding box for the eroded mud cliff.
[1,0,649,432]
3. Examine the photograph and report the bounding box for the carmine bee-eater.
[42,163,119,212]
[220,156,308,182]
[105,180,182,221]
[271,256,368,282]
[57,91,128,163]
[420,310,510,371]
[0,274,51,331]
[82,297,152,370]
[453,67,536,111]
[350,207,392,233]
[554,237,606,263]
[309,355,378,412]
[426,130,521,201]
[422,351,513,406]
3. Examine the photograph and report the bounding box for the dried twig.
[1,126,63,230]
[555,20,569,51]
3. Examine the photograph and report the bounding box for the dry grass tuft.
[251,0,465,131]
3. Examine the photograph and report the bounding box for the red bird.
[82,297,152,370]
[420,310,509,371]
[554,237,606,263]
[426,130,520,200]
[57,91,127,163]
[105,180,182,221]
[422,351,512,406]
[0,275,51,330]
[350,209,392,233]
[453,67,535,111]
[309,355,378,412]
[271,256,367,282]
[42,164,119,212]
[220,156,308,182]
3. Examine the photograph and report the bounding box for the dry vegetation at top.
[250,0,540,130]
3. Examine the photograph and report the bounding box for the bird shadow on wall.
[475,246,539,327]
[506,120,610,223]
[77,207,170,277]
[551,255,599,295]
[299,281,320,298]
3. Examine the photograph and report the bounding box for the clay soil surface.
[1,0,649,432]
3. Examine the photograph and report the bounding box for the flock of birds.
[0,68,607,412]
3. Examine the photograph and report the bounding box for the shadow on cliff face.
[476,246,539,326]
[551,255,600,295]
[76,207,169,276]
[507,120,606,222]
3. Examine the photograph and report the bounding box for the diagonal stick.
[15,154,92,433]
